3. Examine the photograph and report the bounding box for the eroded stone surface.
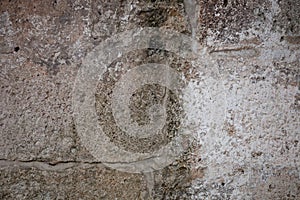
[0,162,145,199]
[1,0,299,199]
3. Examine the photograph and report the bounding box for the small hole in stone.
[280,36,284,42]
[223,0,228,7]
[14,47,20,52]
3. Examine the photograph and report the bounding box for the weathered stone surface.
[0,161,145,199]
[1,0,299,199]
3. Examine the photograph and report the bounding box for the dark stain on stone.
[273,62,300,89]
[198,0,269,43]
[250,75,266,83]
[156,173,188,197]
[285,36,300,44]
[272,0,300,34]
[251,151,263,157]
[152,150,194,199]
[227,124,236,136]
[236,168,245,174]
[138,8,168,27]
[293,93,300,110]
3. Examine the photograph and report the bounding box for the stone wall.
[1,0,299,199]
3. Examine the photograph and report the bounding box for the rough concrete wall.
[0,0,299,199]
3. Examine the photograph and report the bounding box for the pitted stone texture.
[0,63,93,162]
[0,0,299,199]
[196,0,271,44]
[185,60,300,199]
[0,164,145,200]
[90,0,188,44]
[0,0,93,73]
[95,49,192,154]
[272,0,300,35]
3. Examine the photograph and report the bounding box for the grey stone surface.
[1,0,299,199]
